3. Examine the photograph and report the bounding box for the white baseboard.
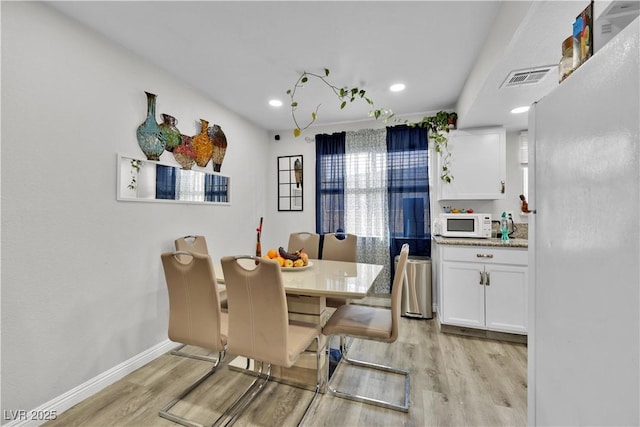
[3,339,175,427]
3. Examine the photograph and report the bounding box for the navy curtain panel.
[156,164,176,200]
[315,132,346,235]
[387,125,431,282]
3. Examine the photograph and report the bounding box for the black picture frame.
[277,155,303,211]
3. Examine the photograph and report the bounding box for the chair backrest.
[287,232,320,259]
[221,256,291,367]
[161,251,226,351]
[322,233,357,262]
[175,235,209,254]
[390,244,410,342]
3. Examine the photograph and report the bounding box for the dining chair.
[159,251,229,427]
[173,235,228,361]
[322,232,358,308]
[174,234,209,256]
[220,255,322,426]
[322,243,410,412]
[288,232,320,259]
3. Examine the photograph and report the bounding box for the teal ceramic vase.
[159,114,182,152]
[136,92,165,160]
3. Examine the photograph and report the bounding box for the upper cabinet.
[436,127,506,200]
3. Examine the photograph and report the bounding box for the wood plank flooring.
[44,305,527,427]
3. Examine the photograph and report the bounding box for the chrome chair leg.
[211,361,271,427]
[171,344,222,363]
[326,335,410,413]
[298,336,322,427]
[159,351,225,427]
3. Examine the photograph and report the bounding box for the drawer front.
[442,246,527,265]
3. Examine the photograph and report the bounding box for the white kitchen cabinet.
[436,127,506,200]
[439,245,527,334]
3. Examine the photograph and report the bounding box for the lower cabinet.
[439,245,528,334]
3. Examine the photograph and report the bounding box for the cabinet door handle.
[485,272,491,286]
[476,254,494,258]
[479,271,485,285]
[500,180,505,194]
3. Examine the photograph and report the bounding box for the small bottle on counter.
[500,212,510,245]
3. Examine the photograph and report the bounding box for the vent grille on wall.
[500,66,554,88]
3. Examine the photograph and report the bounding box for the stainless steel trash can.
[396,255,432,319]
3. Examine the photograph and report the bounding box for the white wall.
[1,2,268,415]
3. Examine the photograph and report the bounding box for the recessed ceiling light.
[389,83,405,92]
[511,106,530,114]
[269,99,283,107]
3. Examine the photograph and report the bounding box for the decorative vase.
[173,135,196,170]
[159,114,182,152]
[191,119,213,167]
[208,124,228,172]
[136,91,166,161]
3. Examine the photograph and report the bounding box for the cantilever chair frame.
[158,250,228,427]
[323,244,411,413]
[218,255,322,427]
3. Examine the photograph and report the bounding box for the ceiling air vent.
[500,66,555,88]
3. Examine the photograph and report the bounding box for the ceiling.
[45,1,584,134]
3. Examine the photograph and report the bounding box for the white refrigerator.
[528,16,639,426]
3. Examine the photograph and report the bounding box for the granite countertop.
[433,235,528,248]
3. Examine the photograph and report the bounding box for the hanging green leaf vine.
[286,68,393,137]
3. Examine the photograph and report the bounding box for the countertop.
[433,235,528,248]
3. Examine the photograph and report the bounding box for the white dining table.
[213,258,383,299]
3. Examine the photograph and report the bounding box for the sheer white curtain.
[345,128,391,293]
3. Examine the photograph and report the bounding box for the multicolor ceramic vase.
[191,119,213,167]
[159,114,182,152]
[136,91,165,161]
[173,135,196,170]
[208,124,228,172]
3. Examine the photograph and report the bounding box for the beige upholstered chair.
[322,233,357,308]
[322,243,410,412]
[159,251,229,426]
[321,232,357,262]
[288,232,320,260]
[220,256,322,426]
[174,235,209,258]
[172,235,227,316]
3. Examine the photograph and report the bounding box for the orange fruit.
[276,256,285,267]
[267,248,278,259]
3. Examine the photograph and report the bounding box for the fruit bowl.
[281,261,313,272]
[264,247,311,270]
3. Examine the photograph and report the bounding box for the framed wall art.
[277,155,303,211]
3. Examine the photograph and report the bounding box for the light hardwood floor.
[44,307,527,427]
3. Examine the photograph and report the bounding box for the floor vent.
[500,66,555,88]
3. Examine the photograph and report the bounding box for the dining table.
[213,258,383,299]
[212,258,384,391]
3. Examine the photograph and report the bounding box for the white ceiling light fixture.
[389,83,405,92]
[269,99,283,107]
[511,106,530,114]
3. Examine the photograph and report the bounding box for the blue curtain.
[315,132,346,235]
[387,125,431,281]
[156,164,176,200]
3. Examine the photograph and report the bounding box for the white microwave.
[438,213,492,238]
